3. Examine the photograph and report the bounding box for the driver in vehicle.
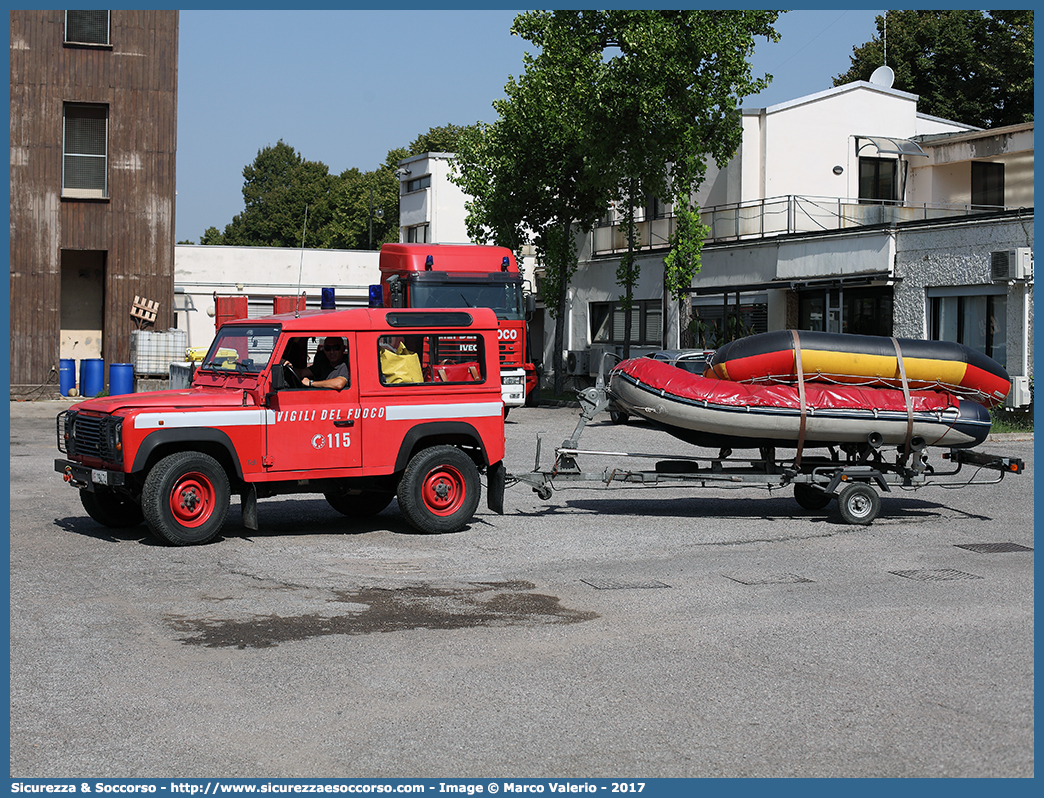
[301,336,348,390]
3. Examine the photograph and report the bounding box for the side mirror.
[526,294,536,315]
[270,363,286,390]
[266,363,285,404]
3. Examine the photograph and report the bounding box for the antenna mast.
[295,204,308,318]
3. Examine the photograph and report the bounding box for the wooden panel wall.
[10,10,178,393]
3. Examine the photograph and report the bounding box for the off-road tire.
[80,488,144,528]
[396,445,480,534]
[142,451,231,545]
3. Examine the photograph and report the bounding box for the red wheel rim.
[169,471,215,528]
[421,465,466,517]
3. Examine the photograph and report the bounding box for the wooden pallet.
[130,295,158,329]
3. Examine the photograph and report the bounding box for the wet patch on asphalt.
[167,580,598,649]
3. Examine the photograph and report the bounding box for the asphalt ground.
[9,398,1035,778]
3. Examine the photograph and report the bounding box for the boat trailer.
[509,382,1024,526]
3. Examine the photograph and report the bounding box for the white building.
[553,81,1033,405]
[174,245,379,352]
[395,152,471,245]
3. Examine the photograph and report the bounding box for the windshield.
[199,324,280,374]
[410,282,525,321]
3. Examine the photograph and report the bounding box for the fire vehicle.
[370,244,536,414]
[55,307,507,545]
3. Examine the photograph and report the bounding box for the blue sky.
[175,9,886,243]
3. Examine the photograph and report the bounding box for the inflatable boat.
[608,356,992,450]
[709,330,1010,407]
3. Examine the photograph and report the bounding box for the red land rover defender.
[55,307,507,545]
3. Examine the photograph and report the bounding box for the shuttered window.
[65,11,110,45]
[63,104,108,198]
[590,300,663,346]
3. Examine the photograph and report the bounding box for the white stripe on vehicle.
[134,409,274,429]
[385,402,503,421]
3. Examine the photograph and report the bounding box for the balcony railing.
[591,195,1010,255]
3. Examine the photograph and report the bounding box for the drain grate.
[890,569,983,582]
[580,578,670,590]
[955,542,1034,554]
[723,572,814,586]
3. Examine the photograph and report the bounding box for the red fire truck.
[56,307,506,545]
[371,244,536,413]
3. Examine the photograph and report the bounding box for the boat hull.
[709,330,1010,407]
[609,357,992,450]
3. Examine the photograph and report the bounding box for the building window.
[590,300,662,347]
[645,196,669,220]
[405,175,431,193]
[930,290,1007,367]
[971,161,1004,208]
[406,224,429,244]
[65,11,110,45]
[858,157,898,202]
[692,296,767,348]
[843,287,893,336]
[63,103,108,199]
[797,286,893,336]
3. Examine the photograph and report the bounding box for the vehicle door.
[264,333,362,474]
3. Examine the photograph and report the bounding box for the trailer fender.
[825,470,890,495]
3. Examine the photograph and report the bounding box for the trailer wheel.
[80,488,144,528]
[397,446,480,534]
[837,482,880,525]
[142,452,230,545]
[609,408,630,425]
[325,491,394,518]
[793,483,833,511]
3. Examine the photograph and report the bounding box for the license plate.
[92,469,110,486]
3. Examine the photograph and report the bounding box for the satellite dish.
[870,65,895,88]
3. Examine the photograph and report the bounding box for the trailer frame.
[509,382,1024,526]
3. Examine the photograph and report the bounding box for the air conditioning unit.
[991,248,1033,282]
[565,350,589,376]
[588,344,615,376]
[1005,375,1033,409]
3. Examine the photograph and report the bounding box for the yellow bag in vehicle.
[380,342,423,384]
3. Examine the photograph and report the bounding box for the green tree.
[408,124,473,156]
[454,10,780,381]
[198,226,223,245]
[199,126,479,250]
[221,140,334,248]
[560,10,779,356]
[321,151,401,251]
[453,20,617,394]
[834,10,1033,128]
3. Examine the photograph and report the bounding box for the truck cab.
[373,243,533,412]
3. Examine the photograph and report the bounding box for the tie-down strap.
[791,330,807,467]
[891,336,914,464]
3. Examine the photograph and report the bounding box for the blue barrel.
[109,362,134,396]
[80,358,104,397]
[59,358,76,396]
